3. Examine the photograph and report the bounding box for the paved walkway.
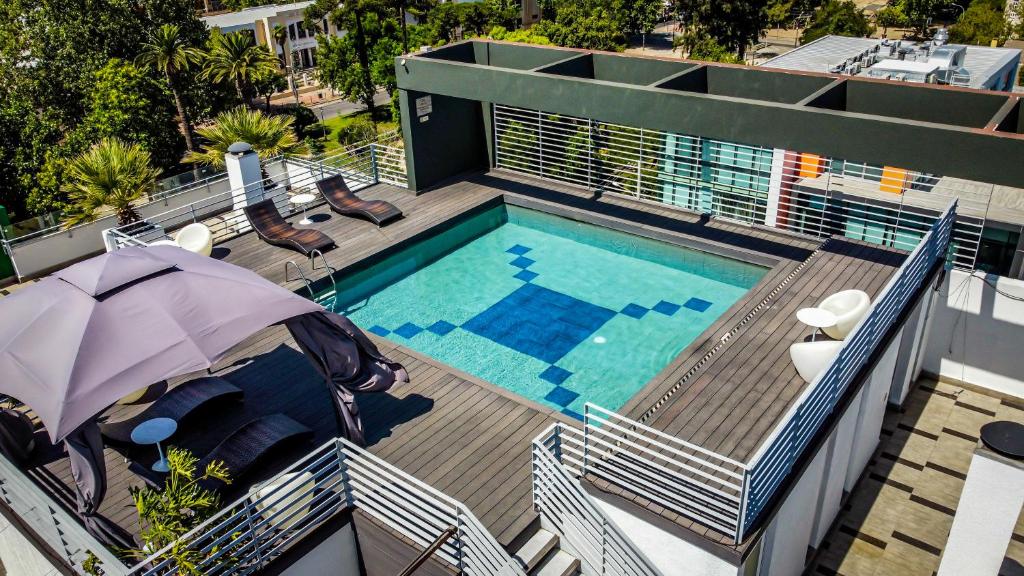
[809,378,1024,576]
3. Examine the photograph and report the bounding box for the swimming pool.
[318,204,767,419]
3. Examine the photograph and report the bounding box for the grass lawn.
[308,107,399,155]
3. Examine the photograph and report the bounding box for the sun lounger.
[197,414,314,490]
[244,199,335,256]
[316,175,402,227]
[100,377,243,445]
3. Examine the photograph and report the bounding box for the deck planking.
[24,169,905,556]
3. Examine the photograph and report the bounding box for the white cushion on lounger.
[818,289,871,340]
[175,223,213,257]
[251,471,316,531]
[790,340,845,383]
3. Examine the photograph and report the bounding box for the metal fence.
[742,199,956,529]
[130,437,523,576]
[534,423,665,576]
[532,202,955,543]
[0,453,128,575]
[108,142,406,249]
[493,104,985,270]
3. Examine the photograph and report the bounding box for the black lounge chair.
[244,199,335,256]
[100,377,243,445]
[316,175,402,227]
[196,414,314,490]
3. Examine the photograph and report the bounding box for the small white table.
[131,417,177,473]
[289,193,317,225]
[796,307,838,342]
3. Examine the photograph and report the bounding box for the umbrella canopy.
[0,245,322,442]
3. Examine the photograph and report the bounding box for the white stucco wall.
[0,513,62,576]
[845,331,900,492]
[922,269,1024,399]
[811,392,860,547]
[759,441,828,576]
[591,497,740,576]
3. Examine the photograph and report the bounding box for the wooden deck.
[25,169,905,555]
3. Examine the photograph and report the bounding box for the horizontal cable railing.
[525,196,955,542]
[493,104,985,269]
[130,438,523,576]
[742,199,956,531]
[533,423,665,576]
[108,143,407,249]
[0,453,129,575]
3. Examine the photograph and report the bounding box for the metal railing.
[130,437,523,576]
[532,202,956,543]
[493,104,985,270]
[108,142,407,250]
[533,423,665,576]
[0,453,129,575]
[742,199,956,529]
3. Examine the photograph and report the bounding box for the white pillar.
[937,445,1024,576]
[764,148,786,228]
[225,142,264,233]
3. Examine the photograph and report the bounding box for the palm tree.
[201,31,278,108]
[63,139,162,227]
[187,107,310,168]
[272,23,297,98]
[136,24,204,162]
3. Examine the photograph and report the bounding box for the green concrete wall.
[399,89,489,192]
[395,41,1024,187]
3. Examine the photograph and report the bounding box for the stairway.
[510,527,581,576]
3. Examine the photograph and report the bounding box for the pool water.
[319,205,767,419]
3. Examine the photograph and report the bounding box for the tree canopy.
[949,3,1008,45]
[800,0,875,43]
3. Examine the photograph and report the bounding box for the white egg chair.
[174,223,214,257]
[790,340,845,383]
[818,289,871,340]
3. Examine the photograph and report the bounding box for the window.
[974,225,1020,276]
[288,23,296,40]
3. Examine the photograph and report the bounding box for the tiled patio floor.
[808,378,1024,576]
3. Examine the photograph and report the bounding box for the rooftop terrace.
[19,168,910,563]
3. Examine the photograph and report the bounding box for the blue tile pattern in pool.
[323,205,768,416]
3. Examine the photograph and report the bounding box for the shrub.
[336,118,378,147]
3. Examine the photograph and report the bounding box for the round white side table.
[131,417,177,473]
[796,307,838,342]
[289,193,317,225]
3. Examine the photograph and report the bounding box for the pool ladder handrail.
[284,260,316,300]
[309,249,339,305]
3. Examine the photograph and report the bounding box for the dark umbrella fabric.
[0,245,322,443]
[286,311,408,445]
[64,421,135,550]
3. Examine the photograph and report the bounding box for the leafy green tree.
[897,0,950,36]
[28,59,183,214]
[188,107,310,168]
[253,70,289,111]
[615,0,663,40]
[764,0,796,29]
[675,31,742,62]
[0,0,211,218]
[875,5,908,35]
[136,24,205,160]
[489,25,553,43]
[676,0,768,59]
[62,138,162,227]
[487,0,522,29]
[201,30,279,106]
[460,2,494,36]
[534,5,628,50]
[429,1,464,42]
[800,0,875,43]
[308,0,385,117]
[949,3,1007,44]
